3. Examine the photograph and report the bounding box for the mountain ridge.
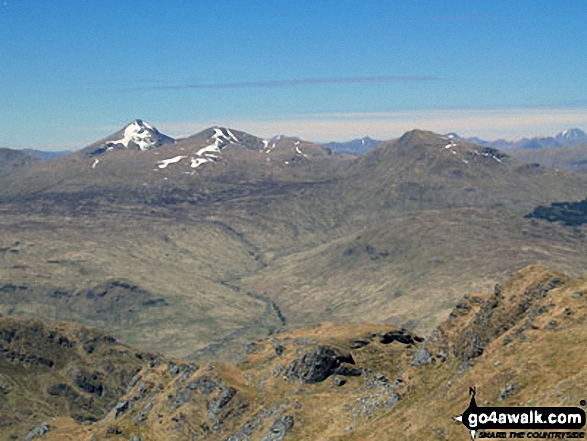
[316,128,587,157]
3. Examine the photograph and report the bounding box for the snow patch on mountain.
[158,156,186,169]
[196,144,222,156]
[190,157,209,169]
[262,140,276,154]
[148,126,240,172]
[186,127,239,169]
[226,128,239,142]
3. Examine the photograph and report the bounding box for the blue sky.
[1,0,587,150]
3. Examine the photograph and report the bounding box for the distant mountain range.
[447,127,587,150]
[321,136,381,155]
[22,148,72,160]
[320,128,587,156]
[9,127,586,161]
[509,143,587,173]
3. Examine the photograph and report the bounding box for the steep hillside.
[0,316,158,440]
[353,265,587,440]
[0,211,275,358]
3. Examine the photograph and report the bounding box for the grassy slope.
[0,210,269,357]
[351,266,587,440]
[239,208,587,335]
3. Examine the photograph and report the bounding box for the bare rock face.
[261,415,294,441]
[285,345,356,384]
[24,422,50,441]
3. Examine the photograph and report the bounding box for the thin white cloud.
[427,14,491,22]
[132,76,439,91]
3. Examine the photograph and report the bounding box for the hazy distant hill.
[22,148,72,160]
[321,136,381,155]
[0,147,37,172]
[447,127,587,150]
[324,128,587,156]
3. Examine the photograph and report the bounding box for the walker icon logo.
[453,388,586,440]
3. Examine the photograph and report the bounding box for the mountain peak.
[397,129,440,144]
[555,128,587,142]
[114,119,174,151]
[85,119,175,156]
[186,126,243,142]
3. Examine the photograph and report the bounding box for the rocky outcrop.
[24,422,50,441]
[415,267,569,372]
[261,415,294,441]
[285,345,356,384]
[207,385,237,421]
[379,329,423,345]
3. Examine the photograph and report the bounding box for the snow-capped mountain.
[87,120,175,156]
[155,127,329,172]
[80,121,331,178]
[555,128,587,143]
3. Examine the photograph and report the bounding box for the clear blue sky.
[1,0,587,149]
